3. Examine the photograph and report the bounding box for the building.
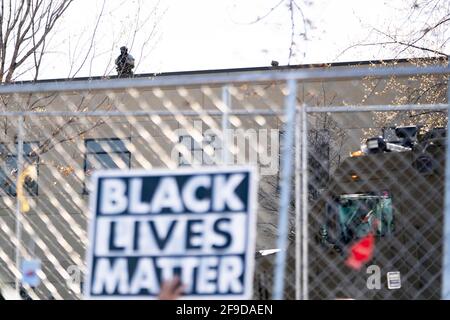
[0,57,447,299]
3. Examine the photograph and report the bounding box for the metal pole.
[273,79,297,300]
[300,103,309,300]
[306,103,448,113]
[442,59,450,299]
[0,109,285,118]
[0,104,445,118]
[295,108,302,300]
[15,116,24,296]
[221,85,230,165]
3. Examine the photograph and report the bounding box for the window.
[178,134,221,166]
[337,192,394,244]
[0,142,39,196]
[84,138,131,192]
[382,127,400,143]
[319,191,394,254]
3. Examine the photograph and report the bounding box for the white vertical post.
[15,115,24,296]
[295,108,302,300]
[300,103,309,300]
[442,61,450,299]
[221,85,230,165]
[273,79,297,300]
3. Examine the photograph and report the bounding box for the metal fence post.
[221,85,230,165]
[273,79,297,300]
[15,115,24,295]
[442,64,450,299]
[295,108,301,300]
[300,103,309,300]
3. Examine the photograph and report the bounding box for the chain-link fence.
[0,63,449,299]
[307,107,447,299]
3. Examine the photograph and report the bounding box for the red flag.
[345,233,375,270]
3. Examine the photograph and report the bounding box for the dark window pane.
[84,139,131,193]
[86,139,128,153]
[86,153,130,172]
[23,142,39,157]
[0,144,12,157]
[0,142,39,197]
[337,192,394,243]
[84,138,131,185]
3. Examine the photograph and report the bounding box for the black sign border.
[84,166,258,300]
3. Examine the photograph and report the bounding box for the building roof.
[11,57,447,85]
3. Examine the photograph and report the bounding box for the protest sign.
[84,166,257,299]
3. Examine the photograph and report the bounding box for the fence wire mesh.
[0,82,286,300]
[0,63,448,300]
[306,109,446,300]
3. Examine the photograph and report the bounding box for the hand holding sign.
[158,277,185,300]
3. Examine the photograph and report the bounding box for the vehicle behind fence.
[0,61,448,299]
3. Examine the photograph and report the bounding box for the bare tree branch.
[0,0,74,83]
[246,0,285,24]
[69,0,106,78]
[339,0,449,60]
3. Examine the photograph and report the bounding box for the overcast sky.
[37,0,416,79]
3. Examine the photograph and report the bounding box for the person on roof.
[115,46,135,77]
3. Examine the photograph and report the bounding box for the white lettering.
[100,179,127,214]
[151,177,184,213]
[218,256,243,293]
[182,176,211,212]
[197,257,218,294]
[92,258,129,294]
[129,258,159,294]
[213,174,245,211]
[129,179,151,214]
